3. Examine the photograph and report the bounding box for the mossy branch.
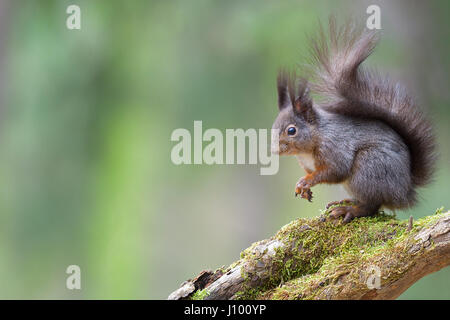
[168,208,450,300]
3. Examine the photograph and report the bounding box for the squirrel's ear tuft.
[277,70,293,111]
[293,80,315,123]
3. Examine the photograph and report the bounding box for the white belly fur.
[296,153,316,172]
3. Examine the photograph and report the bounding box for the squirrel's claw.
[295,180,313,202]
[329,206,359,224]
[302,189,313,202]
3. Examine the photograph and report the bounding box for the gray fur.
[316,109,414,209]
[309,17,436,188]
[272,18,436,215]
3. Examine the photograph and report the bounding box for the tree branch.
[168,209,450,300]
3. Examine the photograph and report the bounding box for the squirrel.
[272,18,437,223]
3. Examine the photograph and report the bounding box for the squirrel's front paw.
[295,178,313,202]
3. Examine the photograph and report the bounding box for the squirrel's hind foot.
[328,203,379,224]
[329,206,357,223]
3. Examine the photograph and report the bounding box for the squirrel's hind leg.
[329,202,380,224]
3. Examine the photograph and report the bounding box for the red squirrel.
[272,19,437,223]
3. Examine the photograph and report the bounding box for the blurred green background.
[0,0,448,299]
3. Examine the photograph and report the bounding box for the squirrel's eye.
[287,127,297,136]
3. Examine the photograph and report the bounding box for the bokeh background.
[0,0,448,299]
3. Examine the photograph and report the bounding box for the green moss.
[191,289,210,300]
[233,207,447,300]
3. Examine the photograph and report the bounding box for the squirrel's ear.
[293,80,315,123]
[277,70,292,111]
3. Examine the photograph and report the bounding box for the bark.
[168,209,450,300]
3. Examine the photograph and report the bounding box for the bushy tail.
[308,17,437,187]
